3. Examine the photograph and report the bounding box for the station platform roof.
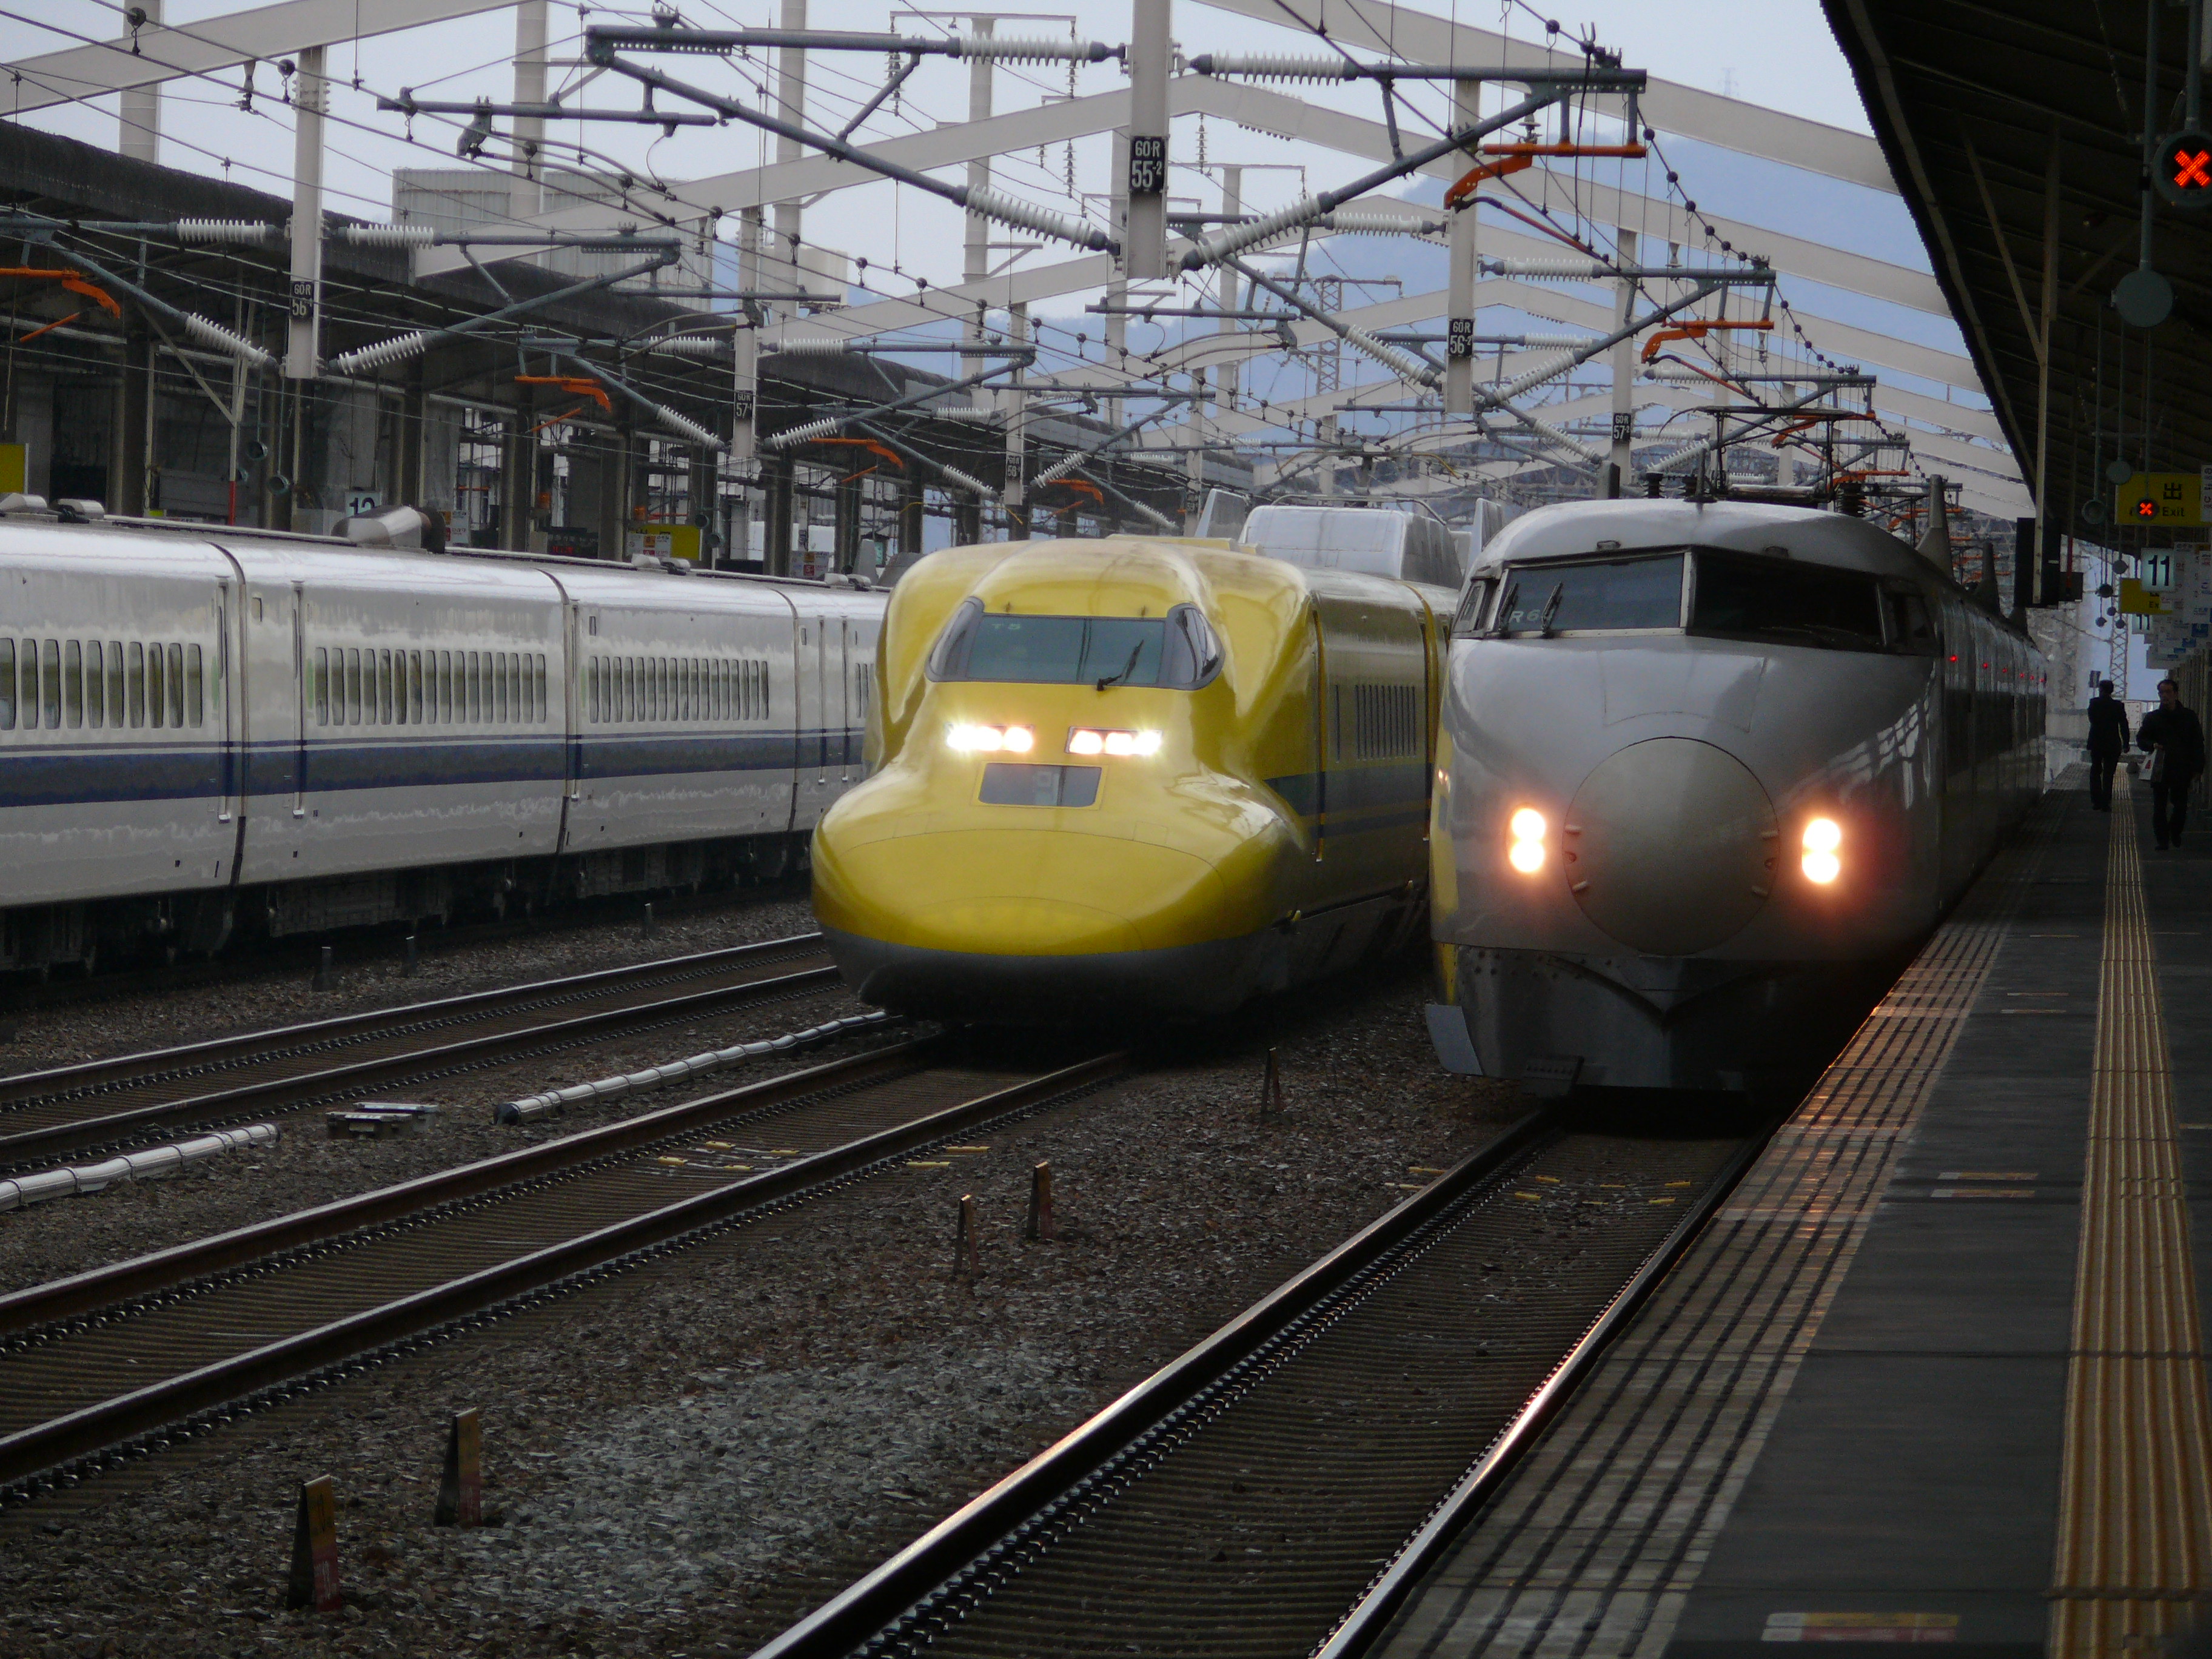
[1821,0,2212,545]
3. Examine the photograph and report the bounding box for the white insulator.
[938,463,999,500]
[958,33,1091,62]
[328,330,435,375]
[770,338,853,356]
[1517,409,1605,467]
[1130,497,1179,531]
[965,187,1108,251]
[1185,195,1323,268]
[1198,52,1353,82]
[1496,348,1587,401]
[645,336,730,356]
[181,310,275,370]
[767,414,847,450]
[1517,333,1603,349]
[1316,212,1442,238]
[175,219,279,245]
[1482,258,1618,280]
[935,406,1000,421]
[341,223,437,247]
[1344,324,1436,388]
[652,403,725,451]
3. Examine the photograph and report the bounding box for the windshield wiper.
[1096,642,1144,690]
[1489,581,1520,637]
[1537,582,1566,637]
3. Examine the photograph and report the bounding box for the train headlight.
[1508,807,1547,874]
[1067,728,1161,757]
[1801,817,1842,884]
[948,723,1034,754]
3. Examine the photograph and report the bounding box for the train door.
[210,560,249,883]
[794,614,826,829]
[837,615,854,785]
[290,580,309,817]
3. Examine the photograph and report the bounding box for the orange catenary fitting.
[1771,412,1874,446]
[1443,152,1531,210]
[1640,318,1775,362]
[513,374,612,411]
[806,436,907,469]
[0,268,122,317]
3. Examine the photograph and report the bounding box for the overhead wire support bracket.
[21,240,272,370]
[377,92,717,127]
[583,38,1114,255]
[763,360,1025,451]
[584,26,1120,63]
[1176,73,1642,273]
[545,345,725,449]
[325,250,679,376]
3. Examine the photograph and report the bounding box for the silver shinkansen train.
[0,505,880,973]
[1426,499,2045,1101]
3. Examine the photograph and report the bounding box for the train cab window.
[1496,555,1685,634]
[928,598,1221,688]
[1691,552,1885,652]
[1452,577,1492,638]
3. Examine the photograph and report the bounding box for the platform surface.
[1374,776,2212,1658]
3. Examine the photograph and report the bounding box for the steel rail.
[0,948,840,1171]
[0,1046,1125,1495]
[0,932,826,1109]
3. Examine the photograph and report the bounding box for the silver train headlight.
[948,723,1034,754]
[1508,807,1547,874]
[1801,817,1842,885]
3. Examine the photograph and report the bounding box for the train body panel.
[0,526,239,908]
[0,514,884,968]
[1430,500,2044,1099]
[812,535,1444,1019]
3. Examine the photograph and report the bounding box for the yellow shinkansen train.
[810,535,1449,1019]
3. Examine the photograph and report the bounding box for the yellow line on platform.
[2050,782,2212,1655]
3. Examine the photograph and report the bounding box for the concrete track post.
[1125,0,1170,280]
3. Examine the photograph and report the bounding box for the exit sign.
[2115,471,2204,525]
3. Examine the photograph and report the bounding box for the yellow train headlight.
[947,723,1034,754]
[1067,728,1161,757]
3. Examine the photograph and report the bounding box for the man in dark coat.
[2136,677,2207,849]
[2086,680,2130,812]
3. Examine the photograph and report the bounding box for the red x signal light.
[2137,497,2160,519]
[2154,128,2212,207]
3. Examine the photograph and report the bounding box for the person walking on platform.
[2086,680,2130,811]
[2136,677,2206,849]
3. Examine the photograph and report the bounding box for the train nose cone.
[1565,737,1777,955]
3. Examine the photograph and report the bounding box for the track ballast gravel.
[0,955,1526,1659]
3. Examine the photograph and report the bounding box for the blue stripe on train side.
[0,728,870,810]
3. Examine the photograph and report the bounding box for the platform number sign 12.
[1128,135,1167,196]
[2155,129,2212,209]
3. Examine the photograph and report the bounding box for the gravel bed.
[0,890,820,1078]
[0,977,902,1296]
[0,953,1528,1658]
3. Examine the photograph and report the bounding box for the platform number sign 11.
[1128,135,1167,196]
[2155,129,2212,209]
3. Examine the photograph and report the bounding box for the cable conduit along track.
[0,1041,1127,1504]
[754,1108,1767,1659]
[0,933,840,1171]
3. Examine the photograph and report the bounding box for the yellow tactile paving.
[2048,780,2212,1655]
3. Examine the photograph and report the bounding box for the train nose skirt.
[1566,737,1778,956]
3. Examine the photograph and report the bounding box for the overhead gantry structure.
[1,0,2033,541]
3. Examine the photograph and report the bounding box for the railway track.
[0,1038,1124,1506]
[756,1108,1764,1659]
[0,932,840,1171]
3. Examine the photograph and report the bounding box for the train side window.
[762,660,771,720]
[145,642,165,729]
[64,642,81,728]
[407,652,423,726]
[128,642,146,728]
[187,646,203,726]
[535,654,547,722]
[0,639,13,730]
[1453,578,1492,638]
[39,640,58,728]
[1886,590,1939,654]
[107,641,122,728]
[169,644,186,728]
[587,656,600,724]
[345,649,361,726]
[84,642,103,729]
[315,649,329,726]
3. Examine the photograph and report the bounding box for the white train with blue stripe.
[0,505,880,973]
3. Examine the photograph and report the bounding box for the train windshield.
[1494,554,1684,634]
[928,600,1222,688]
[1690,552,1886,651]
